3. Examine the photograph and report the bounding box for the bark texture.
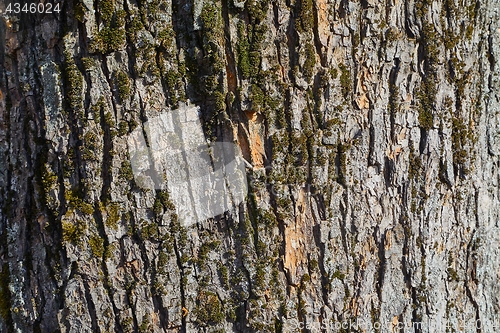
[1,0,500,332]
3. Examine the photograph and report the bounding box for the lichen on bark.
[0,0,500,332]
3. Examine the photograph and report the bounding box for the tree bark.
[1,0,499,332]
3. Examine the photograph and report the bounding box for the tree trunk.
[1,0,499,332]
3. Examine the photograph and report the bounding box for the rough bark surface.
[0,0,499,332]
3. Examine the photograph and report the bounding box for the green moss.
[92,8,126,53]
[117,121,128,136]
[129,118,138,132]
[236,17,266,80]
[332,269,345,280]
[294,133,309,165]
[255,239,266,256]
[447,253,459,281]
[275,107,286,128]
[121,317,133,332]
[323,117,341,137]
[200,2,221,35]
[104,243,115,260]
[140,220,158,240]
[217,262,229,287]
[179,253,189,265]
[158,251,168,268]
[81,57,95,71]
[318,70,330,87]
[388,82,400,117]
[91,97,106,121]
[254,264,266,289]
[119,160,134,181]
[451,116,468,175]
[308,259,318,271]
[62,220,86,244]
[104,111,115,128]
[422,24,439,66]
[158,190,174,209]
[127,15,143,42]
[338,63,351,98]
[82,130,99,161]
[352,32,360,50]
[105,203,120,229]
[65,189,94,215]
[330,67,338,79]
[441,0,463,50]
[98,0,114,21]
[408,147,422,180]
[443,31,458,50]
[64,61,84,113]
[75,1,86,22]
[204,75,219,95]
[213,91,225,112]
[271,132,288,161]
[297,0,314,33]
[157,26,175,48]
[316,148,327,165]
[41,167,58,193]
[197,240,220,265]
[153,198,163,216]
[250,84,264,111]
[153,190,175,217]
[93,27,126,53]
[164,69,181,106]
[465,24,474,39]
[257,209,278,229]
[246,0,268,23]
[303,43,316,81]
[237,22,251,78]
[139,313,151,333]
[414,16,440,134]
[416,79,436,130]
[386,28,398,43]
[89,234,104,257]
[195,291,224,325]
[114,70,130,103]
